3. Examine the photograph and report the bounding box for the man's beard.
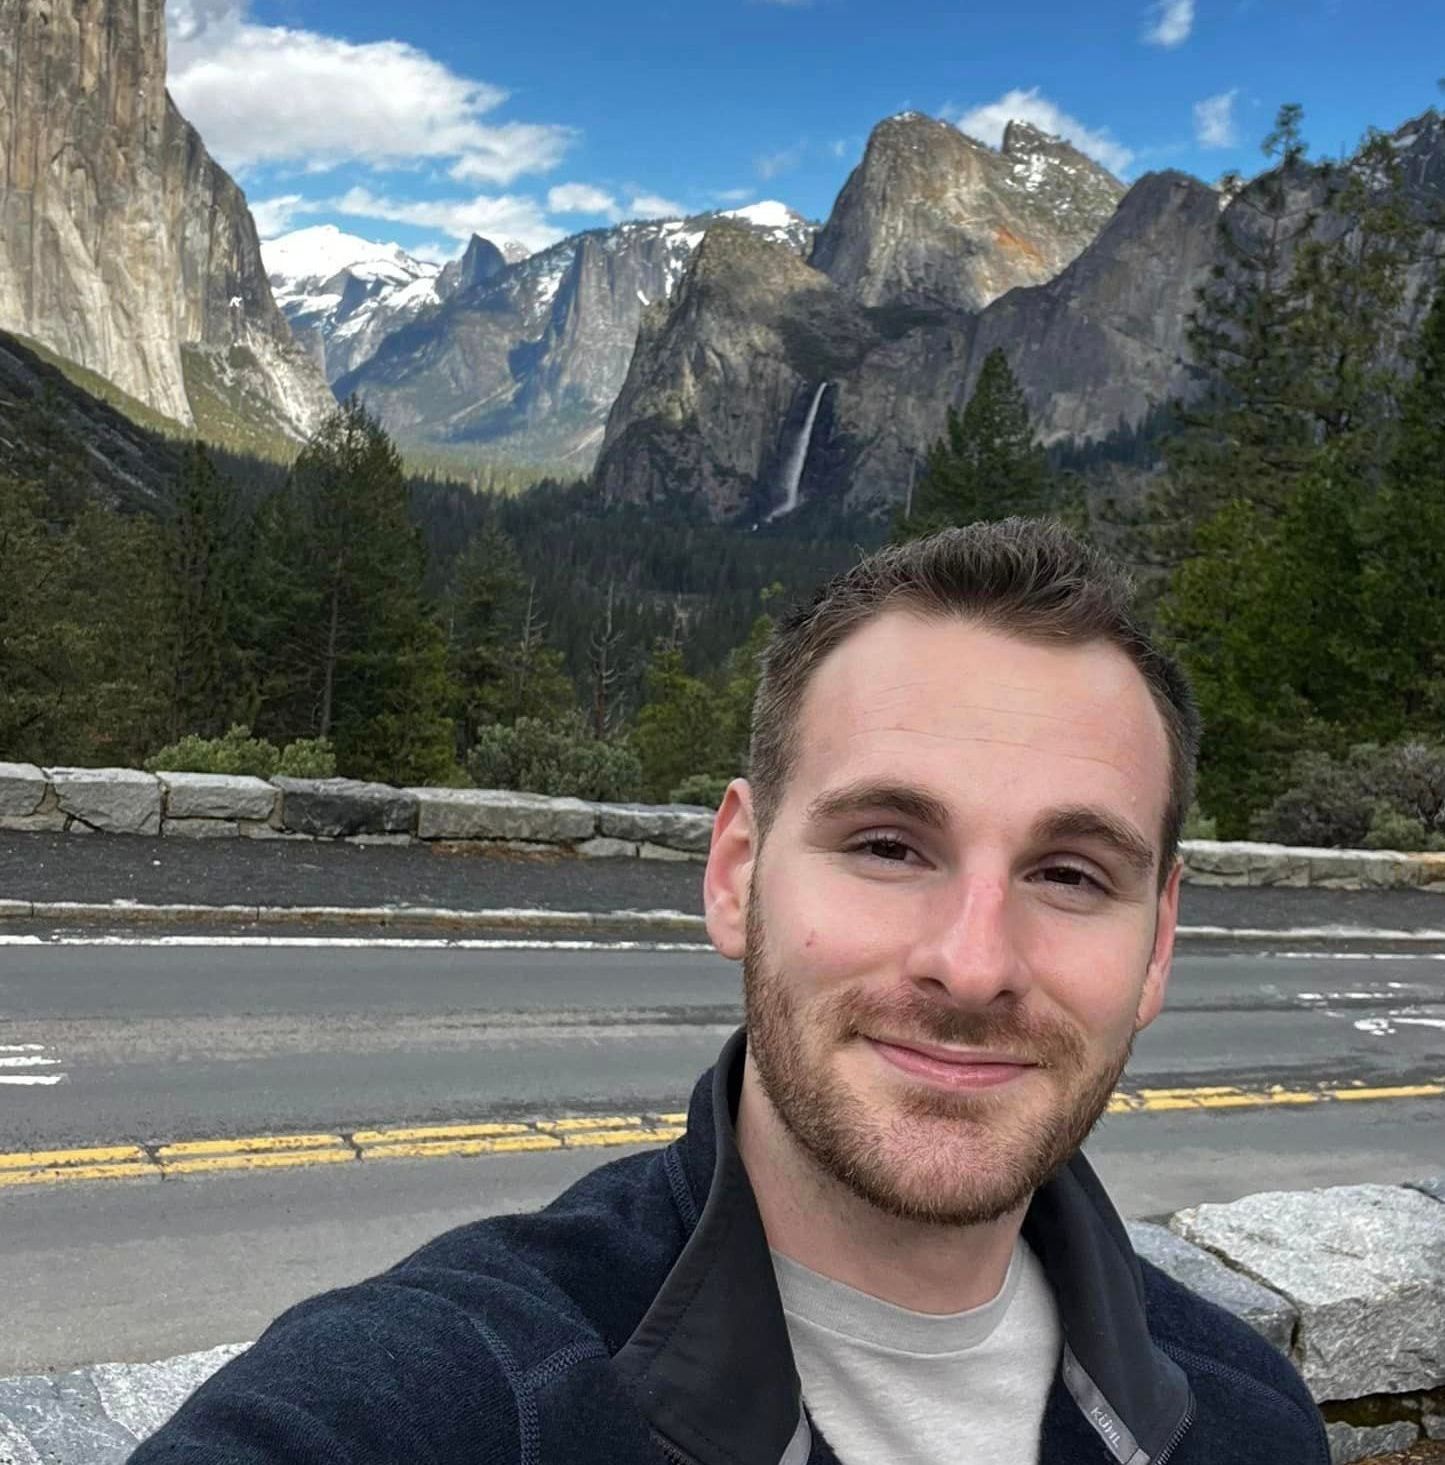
[742,892,1133,1228]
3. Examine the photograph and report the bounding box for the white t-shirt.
[771,1238,1062,1465]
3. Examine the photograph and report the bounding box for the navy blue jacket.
[132,1030,1329,1465]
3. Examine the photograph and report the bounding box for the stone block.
[91,1342,249,1442]
[1426,1413,1445,1440]
[638,841,705,862]
[1308,847,1419,890]
[577,836,639,859]
[0,762,46,818]
[237,823,313,841]
[272,777,417,838]
[412,788,595,842]
[47,767,161,835]
[162,818,239,839]
[0,811,68,832]
[1406,1177,1445,1205]
[1126,1220,1297,1352]
[1172,1183,1445,1400]
[593,801,714,853]
[1325,1420,1420,1463]
[158,771,277,822]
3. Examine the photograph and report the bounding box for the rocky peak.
[439,234,507,297]
[809,110,1124,313]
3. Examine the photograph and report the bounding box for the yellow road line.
[0,1081,1438,1191]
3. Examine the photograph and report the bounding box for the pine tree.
[897,349,1049,538]
[249,399,457,783]
[1148,104,1320,565]
[445,524,528,747]
[159,442,249,742]
[1358,271,1445,728]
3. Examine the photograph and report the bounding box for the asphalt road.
[0,938,1441,1372]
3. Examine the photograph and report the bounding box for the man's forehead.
[790,612,1172,823]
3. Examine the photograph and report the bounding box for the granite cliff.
[596,110,1445,520]
[0,0,333,448]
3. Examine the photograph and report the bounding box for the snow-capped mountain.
[262,225,527,384]
[333,200,815,466]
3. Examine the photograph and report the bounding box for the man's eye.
[848,835,914,863]
[1038,864,1102,891]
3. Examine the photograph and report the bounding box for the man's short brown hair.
[747,518,1202,886]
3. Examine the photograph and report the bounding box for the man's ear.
[1135,857,1183,1033]
[704,778,756,960]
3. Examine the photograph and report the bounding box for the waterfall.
[767,381,828,522]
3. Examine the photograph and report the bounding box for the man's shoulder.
[1137,1258,1328,1464]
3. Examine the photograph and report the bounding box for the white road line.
[0,934,712,953]
[0,1074,66,1086]
[0,1044,46,1052]
[0,1055,59,1068]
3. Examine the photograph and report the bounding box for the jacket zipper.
[1151,1393,1196,1465]
[651,1429,703,1465]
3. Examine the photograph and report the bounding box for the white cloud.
[947,89,1134,175]
[408,240,461,266]
[166,0,572,183]
[326,187,564,252]
[756,142,807,179]
[713,187,754,204]
[626,193,687,219]
[547,183,621,217]
[1143,0,1195,47]
[249,193,306,239]
[1193,89,1239,148]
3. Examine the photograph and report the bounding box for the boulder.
[1325,1421,1420,1463]
[161,818,239,840]
[0,811,68,833]
[1172,1184,1445,1400]
[577,837,639,859]
[639,841,705,863]
[593,801,714,853]
[158,772,277,823]
[413,788,595,843]
[1126,1220,1297,1352]
[272,777,417,838]
[0,762,46,817]
[1407,1177,1445,1204]
[47,767,161,835]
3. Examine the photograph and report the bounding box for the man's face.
[709,610,1181,1227]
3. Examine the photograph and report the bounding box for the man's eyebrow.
[1031,806,1156,877]
[804,781,951,830]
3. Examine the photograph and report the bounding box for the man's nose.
[904,872,1030,1006]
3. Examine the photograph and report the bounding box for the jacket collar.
[613,1029,1191,1465]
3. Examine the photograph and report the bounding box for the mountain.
[263,226,537,384]
[595,109,1445,521]
[336,202,815,467]
[0,0,333,453]
[810,113,1125,313]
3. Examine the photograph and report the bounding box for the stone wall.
[1,762,1444,887]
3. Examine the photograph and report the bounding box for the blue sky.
[166,0,1444,261]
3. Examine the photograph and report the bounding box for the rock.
[1425,1413,1445,1440]
[1307,847,1421,890]
[1325,1420,1420,1463]
[639,841,706,863]
[272,777,417,838]
[577,836,639,859]
[158,772,277,822]
[412,788,595,843]
[0,762,46,818]
[47,767,162,835]
[1172,1183,1445,1400]
[91,1342,249,1442]
[162,818,239,839]
[0,811,68,833]
[0,0,332,447]
[1407,1177,1445,1205]
[1126,1221,1297,1352]
[594,802,714,853]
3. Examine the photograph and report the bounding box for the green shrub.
[1252,741,1445,849]
[276,738,337,779]
[668,773,732,809]
[1180,804,1217,841]
[467,717,641,802]
[146,724,280,779]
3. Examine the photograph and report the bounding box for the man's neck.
[735,1059,1027,1315]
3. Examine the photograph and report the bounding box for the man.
[133,520,1328,1465]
